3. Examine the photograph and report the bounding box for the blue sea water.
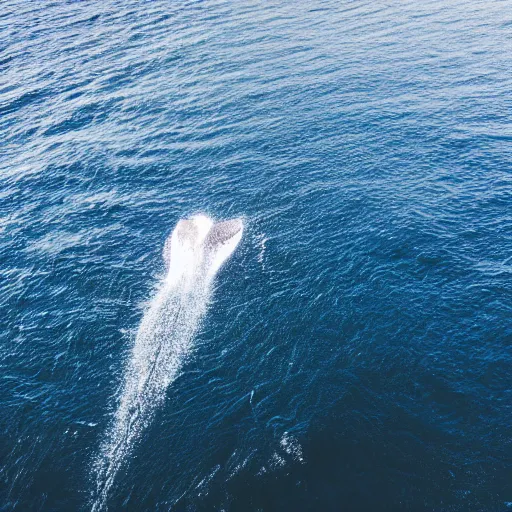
[1,0,511,510]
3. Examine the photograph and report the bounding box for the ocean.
[1,0,511,510]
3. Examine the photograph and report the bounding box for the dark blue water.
[1,1,511,510]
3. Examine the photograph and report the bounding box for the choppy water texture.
[1,0,511,510]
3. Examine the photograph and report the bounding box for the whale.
[92,214,243,511]
[163,214,243,286]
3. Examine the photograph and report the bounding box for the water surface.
[1,0,511,510]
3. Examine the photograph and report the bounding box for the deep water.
[1,0,511,510]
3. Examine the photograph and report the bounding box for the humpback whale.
[92,214,243,511]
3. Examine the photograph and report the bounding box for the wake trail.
[91,215,243,511]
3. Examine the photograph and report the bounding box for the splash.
[91,215,243,511]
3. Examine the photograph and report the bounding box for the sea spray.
[91,215,243,511]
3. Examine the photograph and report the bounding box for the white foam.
[91,215,242,511]
[257,234,267,269]
[280,432,304,463]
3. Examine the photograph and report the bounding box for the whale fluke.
[205,219,243,249]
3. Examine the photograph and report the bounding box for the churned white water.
[91,215,242,511]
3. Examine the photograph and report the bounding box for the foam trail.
[91,214,243,511]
